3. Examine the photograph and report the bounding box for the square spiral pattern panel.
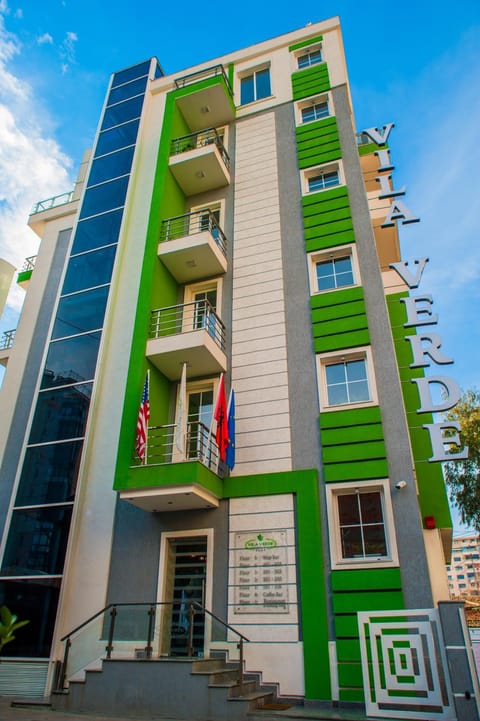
[358,609,455,720]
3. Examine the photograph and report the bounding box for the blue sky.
[0,0,479,532]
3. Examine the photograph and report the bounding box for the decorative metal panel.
[358,608,456,720]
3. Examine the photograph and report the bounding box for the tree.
[443,389,480,532]
[0,605,29,653]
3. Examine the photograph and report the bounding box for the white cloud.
[59,29,77,71]
[0,11,72,318]
[37,32,53,45]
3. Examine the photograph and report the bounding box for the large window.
[316,255,354,291]
[327,481,398,569]
[297,47,322,69]
[317,347,377,411]
[240,67,271,105]
[308,170,339,192]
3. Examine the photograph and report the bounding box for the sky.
[0,0,479,531]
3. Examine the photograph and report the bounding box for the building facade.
[448,535,480,598]
[0,16,478,720]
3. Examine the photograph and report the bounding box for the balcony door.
[187,383,214,461]
[184,279,220,338]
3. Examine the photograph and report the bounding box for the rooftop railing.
[0,329,15,351]
[170,127,230,171]
[30,191,74,216]
[174,64,233,97]
[149,299,226,352]
[20,255,37,272]
[160,210,227,256]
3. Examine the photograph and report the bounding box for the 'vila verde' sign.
[362,124,468,463]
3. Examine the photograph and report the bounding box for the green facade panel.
[386,292,452,529]
[292,63,331,100]
[289,34,323,52]
[310,286,370,353]
[323,458,389,483]
[332,567,402,592]
[302,186,355,252]
[333,590,404,615]
[296,116,341,169]
[17,269,32,284]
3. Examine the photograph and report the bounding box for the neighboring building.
[0,16,478,721]
[448,535,480,598]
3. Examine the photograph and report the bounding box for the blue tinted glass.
[29,384,92,444]
[88,147,134,187]
[346,359,367,382]
[326,363,346,385]
[0,579,61,657]
[95,119,139,157]
[335,257,352,274]
[327,383,348,406]
[301,106,316,123]
[1,506,72,576]
[62,246,117,294]
[111,61,150,88]
[107,77,147,106]
[80,176,129,219]
[101,96,144,131]
[256,68,271,99]
[72,210,122,254]
[349,380,369,402]
[240,75,254,105]
[52,286,109,339]
[41,333,101,388]
[16,441,83,506]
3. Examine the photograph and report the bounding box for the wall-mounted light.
[424,516,436,529]
[395,480,407,489]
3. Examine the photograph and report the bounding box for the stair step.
[11,698,51,709]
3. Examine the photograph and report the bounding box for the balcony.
[0,328,15,367]
[28,190,78,236]
[174,64,235,132]
[120,420,224,511]
[169,128,230,196]
[146,300,227,381]
[158,210,227,283]
[17,255,37,290]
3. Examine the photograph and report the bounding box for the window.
[457,574,465,580]
[308,170,339,192]
[297,47,322,69]
[240,67,271,105]
[327,481,398,569]
[316,255,354,291]
[453,556,462,561]
[317,347,377,412]
[301,101,329,123]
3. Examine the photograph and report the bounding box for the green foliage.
[0,605,29,653]
[443,389,480,531]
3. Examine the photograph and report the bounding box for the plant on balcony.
[0,605,29,653]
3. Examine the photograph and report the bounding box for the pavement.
[0,696,373,721]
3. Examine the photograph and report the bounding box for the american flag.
[136,371,150,462]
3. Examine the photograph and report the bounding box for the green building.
[0,16,478,721]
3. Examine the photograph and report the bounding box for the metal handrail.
[30,191,74,215]
[170,127,230,170]
[160,210,227,256]
[0,329,16,351]
[149,299,226,352]
[174,64,233,97]
[56,600,249,691]
[21,255,37,272]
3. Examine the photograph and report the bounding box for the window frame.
[326,480,399,570]
[307,244,360,295]
[302,161,344,196]
[239,65,272,106]
[317,346,378,412]
[295,45,323,70]
[295,93,333,126]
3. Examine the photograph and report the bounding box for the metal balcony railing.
[20,255,37,272]
[30,191,74,215]
[149,299,226,351]
[133,420,223,475]
[160,210,227,256]
[174,64,233,97]
[170,128,230,170]
[0,329,15,351]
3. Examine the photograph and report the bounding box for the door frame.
[155,528,214,658]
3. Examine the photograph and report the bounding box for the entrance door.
[168,537,207,657]
[187,386,213,461]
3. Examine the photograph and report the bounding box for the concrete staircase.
[52,656,280,721]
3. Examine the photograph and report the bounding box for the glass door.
[187,387,213,460]
[169,537,207,657]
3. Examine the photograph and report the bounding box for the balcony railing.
[160,210,227,256]
[30,191,74,216]
[21,255,37,272]
[150,300,226,351]
[0,329,15,351]
[174,64,233,97]
[170,128,230,171]
[132,420,224,475]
